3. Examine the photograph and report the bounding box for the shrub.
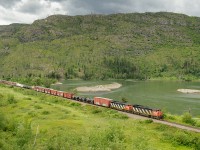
[173,132,191,146]
[28,111,38,117]
[42,111,50,115]
[163,130,200,149]
[194,137,200,150]
[155,124,168,131]
[0,113,7,131]
[182,112,196,126]
[195,121,200,127]
[69,102,81,107]
[23,97,32,100]
[167,115,176,120]
[92,109,102,114]
[144,119,153,124]
[110,113,128,119]
[7,94,17,104]
[16,120,33,148]
[121,97,128,103]
[34,105,42,109]
[6,117,18,132]
[0,93,4,99]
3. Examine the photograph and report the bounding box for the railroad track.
[120,111,200,133]
[64,99,200,133]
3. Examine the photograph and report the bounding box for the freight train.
[0,80,163,119]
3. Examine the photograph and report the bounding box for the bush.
[28,111,37,117]
[163,130,200,149]
[92,109,102,114]
[34,105,42,109]
[7,94,17,104]
[195,121,200,127]
[16,120,33,148]
[182,112,196,126]
[0,94,4,99]
[42,111,50,115]
[155,124,168,131]
[173,132,191,146]
[144,119,153,124]
[23,97,32,100]
[69,102,81,107]
[194,137,200,150]
[0,113,7,131]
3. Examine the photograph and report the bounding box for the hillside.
[0,84,200,149]
[1,12,200,83]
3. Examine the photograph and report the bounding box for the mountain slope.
[0,12,200,81]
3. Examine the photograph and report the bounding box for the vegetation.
[0,84,200,150]
[182,112,197,126]
[164,112,200,128]
[1,12,200,83]
[1,12,200,149]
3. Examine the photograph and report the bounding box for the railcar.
[110,101,133,112]
[44,88,51,94]
[50,89,57,96]
[94,97,113,107]
[132,104,163,119]
[63,92,74,99]
[33,86,43,92]
[1,80,16,86]
[86,98,94,104]
[57,91,64,97]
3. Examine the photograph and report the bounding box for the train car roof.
[111,101,128,105]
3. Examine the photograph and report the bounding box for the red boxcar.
[50,89,57,96]
[94,97,113,107]
[44,88,51,94]
[40,87,45,93]
[63,92,74,99]
[34,86,45,92]
[57,91,64,97]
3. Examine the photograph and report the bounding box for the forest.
[0,12,200,85]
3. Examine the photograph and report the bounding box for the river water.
[52,80,200,116]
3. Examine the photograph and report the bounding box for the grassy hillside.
[0,12,200,83]
[0,84,200,150]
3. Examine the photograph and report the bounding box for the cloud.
[0,0,20,8]
[0,0,200,25]
[62,0,134,15]
[16,1,44,14]
[59,0,200,17]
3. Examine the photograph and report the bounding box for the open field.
[0,85,200,150]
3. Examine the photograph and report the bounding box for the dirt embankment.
[76,82,122,92]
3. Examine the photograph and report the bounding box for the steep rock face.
[0,12,200,80]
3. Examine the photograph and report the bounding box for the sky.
[0,0,200,25]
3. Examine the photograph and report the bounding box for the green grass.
[0,85,200,150]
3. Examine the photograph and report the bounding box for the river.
[51,80,200,116]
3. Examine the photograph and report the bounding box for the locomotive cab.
[152,109,163,119]
[124,104,133,112]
